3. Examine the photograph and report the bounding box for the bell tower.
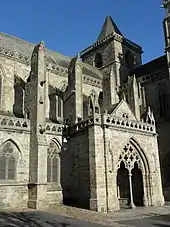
[80,15,143,88]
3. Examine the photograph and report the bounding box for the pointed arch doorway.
[117,139,149,209]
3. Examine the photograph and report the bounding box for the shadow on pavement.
[0,211,103,227]
[118,214,170,227]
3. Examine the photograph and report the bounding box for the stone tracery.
[117,141,145,209]
[47,140,60,183]
[117,143,142,171]
[0,140,20,180]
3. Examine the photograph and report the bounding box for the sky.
[0,0,165,64]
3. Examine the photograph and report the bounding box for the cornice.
[80,32,142,57]
[0,46,103,88]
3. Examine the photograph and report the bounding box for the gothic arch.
[117,137,151,207]
[47,138,61,183]
[0,138,22,156]
[51,138,62,152]
[117,137,150,174]
[49,84,64,122]
[0,139,21,180]
[94,53,103,68]
[13,75,25,118]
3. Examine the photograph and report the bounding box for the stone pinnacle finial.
[39,41,45,50]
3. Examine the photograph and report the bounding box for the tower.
[80,15,143,90]
[163,0,170,76]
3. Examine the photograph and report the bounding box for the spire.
[97,15,122,41]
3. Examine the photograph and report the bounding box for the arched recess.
[0,139,21,180]
[94,53,103,68]
[117,137,150,207]
[13,75,25,118]
[49,84,63,123]
[117,137,150,174]
[47,139,61,183]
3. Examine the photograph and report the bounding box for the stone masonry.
[0,1,168,212]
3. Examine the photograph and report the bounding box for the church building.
[0,1,169,212]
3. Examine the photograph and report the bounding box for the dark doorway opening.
[117,161,130,208]
[132,162,144,206]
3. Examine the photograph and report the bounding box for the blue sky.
[0,0,165,63]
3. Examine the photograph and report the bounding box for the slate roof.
[131,55,168,78]
[0,32,103,80]
[81,62,103,80]
[97,15,122,41]
[107,103,119,114]
[0,32,72,68]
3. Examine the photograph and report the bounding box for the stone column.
[142,173,149,207]
[128,170,136,209]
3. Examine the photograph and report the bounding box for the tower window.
[125,51,134,68]
[94,53,103,68]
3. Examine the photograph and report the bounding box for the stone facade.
[0,2,168,212]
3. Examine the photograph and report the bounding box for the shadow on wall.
[60,133,90,210]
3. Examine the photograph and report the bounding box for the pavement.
[0,205,170,227]
[118,215,170,227]
[0,211,110,227]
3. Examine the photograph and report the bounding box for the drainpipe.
[103,124,109,213]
